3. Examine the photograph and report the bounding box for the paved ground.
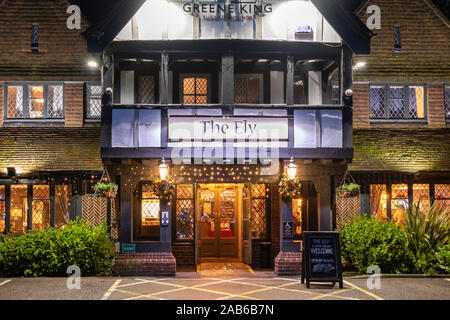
[0,273,448,300]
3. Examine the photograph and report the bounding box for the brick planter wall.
[172,244,195,266]
[114,253,176,276]
[274,252,302,275]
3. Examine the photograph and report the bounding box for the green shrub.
[0,219,114,277]
[340,215,412,274]
[436,244,449,274]
[400,203,449,274]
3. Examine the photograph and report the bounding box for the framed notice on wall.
[301,231,343,289]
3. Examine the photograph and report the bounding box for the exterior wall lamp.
[159,158,169,181]
[286,158,297,180]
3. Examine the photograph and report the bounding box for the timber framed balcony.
[100,104,353,161]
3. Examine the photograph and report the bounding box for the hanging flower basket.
[153,176,175,200]
[94,182,118,198]
[278,175,302,200]
[336,183,360,198]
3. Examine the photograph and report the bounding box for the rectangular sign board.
[121,244,136,254]
[168,116,289,141]
[301,231,343,289]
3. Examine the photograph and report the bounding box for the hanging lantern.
[159,158,169,181]
[286,158,297,180]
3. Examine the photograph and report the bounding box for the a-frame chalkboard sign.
[301,231,343,289]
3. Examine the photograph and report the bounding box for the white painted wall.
[115,0,341,42]
[270,71,284,104]
[120,71,135,104]
[308,71,322,105]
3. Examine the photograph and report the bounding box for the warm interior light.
[159,158,169,180]
[286,159,297,180]
[87,60,98,68]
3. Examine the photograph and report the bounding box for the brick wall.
[172,244,195,266]
[355,0,450,83]
[65,83,84,127]
[353,83,370,128]
[428,84,446,127]
[0,0,99,82]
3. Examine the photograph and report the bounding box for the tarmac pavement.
[0,275,448,300]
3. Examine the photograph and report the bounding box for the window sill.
[370,119,428,125]
[84,118,101,123]
[3,119,65,126]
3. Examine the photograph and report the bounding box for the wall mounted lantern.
[159,158,169,181]
[286,158,297,180]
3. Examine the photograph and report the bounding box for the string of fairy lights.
[113,163,277,190]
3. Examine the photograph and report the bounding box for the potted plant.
[336,183,360,198]
[94,182,118,198]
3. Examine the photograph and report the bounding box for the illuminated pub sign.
[182,1,273,19]
[169,116,288,141]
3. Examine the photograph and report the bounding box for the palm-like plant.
[400,202,449,273]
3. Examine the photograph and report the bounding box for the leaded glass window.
[138,183,160,241]
[445,86,450,119]
[10,185,28,234]
[409,86,425,119]
[86,84,102,119]
[389,86,405,118]
[370,86,386,118]
[394,25,401,53]
[435,184,450,209]
[251,184,268,240]
[32,185,50,230]
[28,85,45,118]
[235,74,262,104]
[176,184,194,240]
[370,85,426,120]
[138,75,156,104]
[413,184,430,214]
[391,184,408,224]
[5,84,64,119]
[47,85,64,118]
[370,184,387,221]
[55,185,72,228]
[182,76,208,104]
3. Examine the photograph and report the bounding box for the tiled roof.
[0,127,102,173]
[351,128,450,172]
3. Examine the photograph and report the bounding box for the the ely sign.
[169,116,288,141]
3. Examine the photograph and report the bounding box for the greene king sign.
[182,2,273,15]
[169,116,288,141]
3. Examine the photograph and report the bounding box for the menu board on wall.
[301,231,343,289]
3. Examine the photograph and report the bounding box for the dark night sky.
[69,0,450,24]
